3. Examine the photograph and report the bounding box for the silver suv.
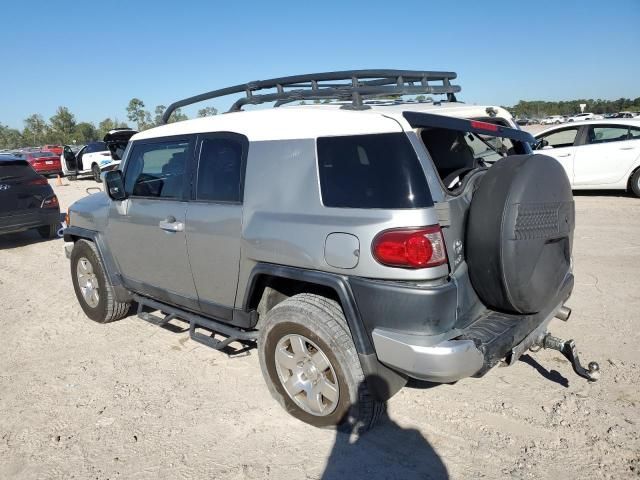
[64,70,598,432]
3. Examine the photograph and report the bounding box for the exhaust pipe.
[556,306,571,321]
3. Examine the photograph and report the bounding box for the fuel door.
[324,233,360,269]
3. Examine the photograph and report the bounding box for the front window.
[124,140,189,198]
[539,127,580,148]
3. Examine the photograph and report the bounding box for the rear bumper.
[368,274,574,383]
[0,210,60,234]
[372,330,484,383]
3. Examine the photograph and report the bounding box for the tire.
[629,169,640,197]
[92,164,101,183]
[70,239,130,323]
[37,223,58,239]
[258,293,384,433]
[466,154,574,314]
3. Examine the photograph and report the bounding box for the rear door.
[535,125,582,183]
[573,124,640,186]
[105,136,199,310]
[185,133,247,323]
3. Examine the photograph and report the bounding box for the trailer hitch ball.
[542,334,600,382]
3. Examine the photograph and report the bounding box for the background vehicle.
[20,150,62,176]
[541,115,565,125]
[61,128,137,182]
[567,112,603,122]
[64,70,597,432]
[534,119,640,196]
[0,155,60,238]
[42,144,63,156]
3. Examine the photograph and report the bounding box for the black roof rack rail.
[161,69,461,124]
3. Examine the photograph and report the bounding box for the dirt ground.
[1,177,638,480]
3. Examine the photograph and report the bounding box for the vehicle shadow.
[0,229,57,249]
[572,190,631,198]
[321,375,448,480]
[519,354,569,388]
[0,213,65,250]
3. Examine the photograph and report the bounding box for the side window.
[195,137,245,203]
[629,126,640,140]
[587,126,629,144]
[540,128,579,148]
[124,140,190,199]
[317,133,432,208]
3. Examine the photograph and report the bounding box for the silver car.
[64,70,598,432]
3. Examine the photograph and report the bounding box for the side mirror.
[104,170,127,200]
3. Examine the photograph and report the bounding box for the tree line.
[509,97,640,118]
[0,99,218,149]
[2,96,639,149]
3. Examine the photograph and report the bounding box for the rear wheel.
[92,164,101,183]
[258,294,384,433]
[70,239,130,323]
[629,169,640,197]
[37,223,58,239]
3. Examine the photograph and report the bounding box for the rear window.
[317,133,432,209]
[0,159,37,178]
[86,142,107,153]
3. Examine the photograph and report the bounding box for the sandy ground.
[0,177,639,480]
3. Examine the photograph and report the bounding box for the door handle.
[557,153,572,157]
[159,216,184,232]
[619,146,635,150]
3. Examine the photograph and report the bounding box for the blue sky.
[1,0,639,129]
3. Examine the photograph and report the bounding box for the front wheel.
[92,164,101,183]
[70,239,130,323]
[629,169,640,197]
[258,294,384,433]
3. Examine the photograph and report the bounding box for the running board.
[132,294,258,353]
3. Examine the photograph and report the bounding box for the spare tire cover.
[466,154,574,314]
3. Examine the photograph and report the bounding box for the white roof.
[132,101,511,143]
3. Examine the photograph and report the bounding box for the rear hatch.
[0,159,52,215]
[103,128,137,160]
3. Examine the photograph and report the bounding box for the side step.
[132,294,258,353]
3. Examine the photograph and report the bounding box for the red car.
[42,144,63,156]
[22,151,62,176]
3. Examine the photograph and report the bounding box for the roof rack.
[161,69,461,124]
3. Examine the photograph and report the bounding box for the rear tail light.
[41,195,59,208]
[372,226,447,268]
[29,177,49,185]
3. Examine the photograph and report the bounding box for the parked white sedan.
[533,119,640,196]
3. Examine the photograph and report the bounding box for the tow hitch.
[507,305,600,382]
[541,334,600,382]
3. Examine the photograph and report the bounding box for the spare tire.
[466,154,574,314]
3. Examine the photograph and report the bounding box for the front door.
[105,136,199,310]
[536,126,582,184]
[185,133,247,322]
[573,124,640,186]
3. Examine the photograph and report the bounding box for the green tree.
[49,107,76,144]
[126,98,151,130]
[197,106,218,117]
[98,118,116,138]
[154,105,166,126]
[0,123,24,149]
[23,114,46,145]
[74,122,98,144]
